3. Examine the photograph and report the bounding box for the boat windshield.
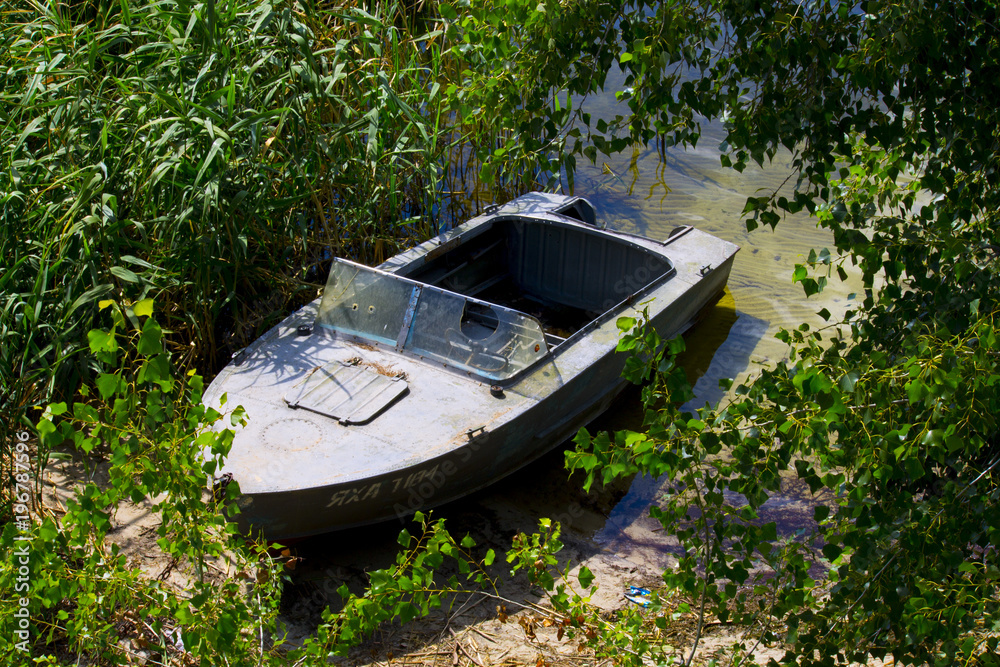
[315,259,548,381]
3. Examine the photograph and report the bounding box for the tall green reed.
[0,0,522,510]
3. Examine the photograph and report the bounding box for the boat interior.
[402,217,676,349]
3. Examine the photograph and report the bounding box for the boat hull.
[205,193,738,540]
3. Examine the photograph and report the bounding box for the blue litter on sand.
[625,594,652,607]
[625,586,653,607]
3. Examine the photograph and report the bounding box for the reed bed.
[0,0,536,509]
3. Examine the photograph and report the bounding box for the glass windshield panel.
[315,261,413,345]
[316,259,548,380]
[405,288,547,381]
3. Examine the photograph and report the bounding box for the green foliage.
[290,512,498,661]
[1,303,286,664]
[446,1,1000,664]
[591,310,992,667]
[570,306,1000,666]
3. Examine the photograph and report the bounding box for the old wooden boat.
[203,192,738,540]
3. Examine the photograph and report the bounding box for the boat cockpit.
[315,216,676,383]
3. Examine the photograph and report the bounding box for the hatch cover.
[284,360,408,424]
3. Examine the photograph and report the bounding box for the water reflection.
[683,308,770,411]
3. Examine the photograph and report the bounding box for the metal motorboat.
[203,192,739,540]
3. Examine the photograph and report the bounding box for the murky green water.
[572,70,859,384]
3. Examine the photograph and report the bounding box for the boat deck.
[205,304,534,493]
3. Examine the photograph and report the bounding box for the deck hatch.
[284,360,408,424]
